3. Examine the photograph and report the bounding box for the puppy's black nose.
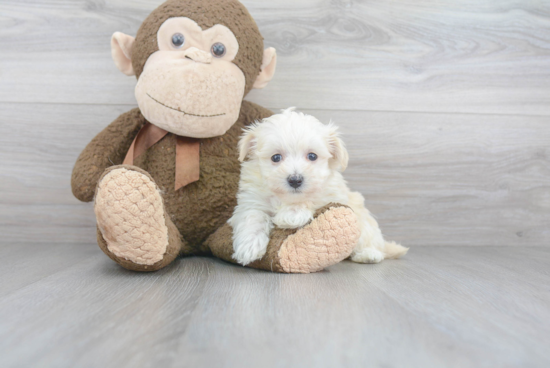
[287,175,303,189]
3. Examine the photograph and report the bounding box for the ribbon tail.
[175,137,201,190]
[123,139,136,165]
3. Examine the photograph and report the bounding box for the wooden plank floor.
[0,245,548,368]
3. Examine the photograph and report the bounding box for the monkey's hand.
[71,108,146,202]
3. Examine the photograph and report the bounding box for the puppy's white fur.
[229,108,408,266]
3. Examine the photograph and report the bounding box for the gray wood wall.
[1,0,549,247]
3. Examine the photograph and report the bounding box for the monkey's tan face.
[135,17,246,138]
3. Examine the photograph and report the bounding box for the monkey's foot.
[206,203,360,273]
[273,204,360,273]
[94,165,181,272]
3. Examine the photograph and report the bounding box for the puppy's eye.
[307,153,318,161]
[172,33,185,48]
[211,42,226,57]
[271,154,282,163]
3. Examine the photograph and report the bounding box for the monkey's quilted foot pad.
[95,167,169,266]
[278,206,360,273]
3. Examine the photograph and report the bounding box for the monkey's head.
[111,0,277,138]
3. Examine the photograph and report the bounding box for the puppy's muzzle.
[287,175,304,189]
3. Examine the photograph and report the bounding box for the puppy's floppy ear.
[327,123,349,171]
[238,124,258,162]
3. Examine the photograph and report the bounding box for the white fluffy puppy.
[229,108,408,266]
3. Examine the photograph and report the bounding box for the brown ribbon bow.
[123,122,200,190]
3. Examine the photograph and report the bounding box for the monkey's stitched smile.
[147,93,226,117]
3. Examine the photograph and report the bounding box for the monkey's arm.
[71,108,147,202]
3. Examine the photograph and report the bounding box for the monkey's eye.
[271,154,282,163]
[171,33,185,48]
[307,153,318,161]
[211,42,226,57]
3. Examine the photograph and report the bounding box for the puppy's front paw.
[351,247,385,264]
[273,208,314,229]
[232,232,270,266]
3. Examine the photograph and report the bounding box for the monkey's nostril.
[287,175,304,189]
[182,48,212,64]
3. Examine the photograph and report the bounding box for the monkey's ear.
[253,48,277,89]
[111,32,136,76]
[327,124,349,172]
[238,125,258,162]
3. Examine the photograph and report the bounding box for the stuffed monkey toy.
[71,0,360,273]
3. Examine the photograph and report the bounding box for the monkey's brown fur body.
[74,102,271,254]
[72,0,360,273]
